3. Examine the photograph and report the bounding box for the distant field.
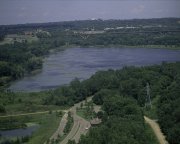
[0,34,38,45]
[28,112,62,144]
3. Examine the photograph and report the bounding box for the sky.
[0,0,180,25]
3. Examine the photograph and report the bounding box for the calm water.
[0,125,39,138]
[9,47,180,92]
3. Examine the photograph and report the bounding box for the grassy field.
[0,112,63,144]
[76,109,92,121]
[0,91,66,143]
[143,96,159,120]
[0,91,69,116]
[28,112,62,144]
[76,108,95,121]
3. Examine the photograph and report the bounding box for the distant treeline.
[0,18,180,33]
[0,18,180,47]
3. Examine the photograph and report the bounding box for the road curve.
[60,97,92,144]
[144,116,169,144]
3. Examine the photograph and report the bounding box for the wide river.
[9,47,180,92]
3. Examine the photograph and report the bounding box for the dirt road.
[144,116,168,144]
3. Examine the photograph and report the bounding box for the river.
[9,47,180,92]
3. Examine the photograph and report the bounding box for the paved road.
[60,97,92,144]
[144,116,169,144]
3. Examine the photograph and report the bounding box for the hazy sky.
[0,0,180,25]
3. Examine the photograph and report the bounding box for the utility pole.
[145,82,152,109]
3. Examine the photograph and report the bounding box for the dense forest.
[79,95,156,144]
[0,42,47,88]
[1,62,179,144]
[46,62,180,144]
[157,73,180,143]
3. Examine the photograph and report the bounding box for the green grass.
[28,112,62,144]
[0,91,69,116]
[76,109,92,121]
[4,103,63,115]
[143,105,158,120]
[49,113,74,144]
[143,96,159,120]
[0,112,63,144]
[76,109,86,118]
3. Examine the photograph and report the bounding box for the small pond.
[0,125,39,138]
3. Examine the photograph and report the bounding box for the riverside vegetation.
[0,18,180,88]
[1,62,180,144]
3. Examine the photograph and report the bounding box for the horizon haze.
[0,0,180,25]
